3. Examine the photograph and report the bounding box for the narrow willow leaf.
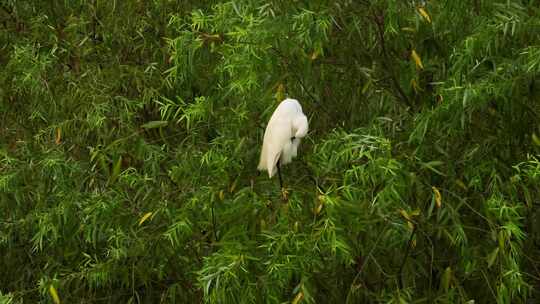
[487,247,499,268]
[110,156,122,184]
[417,7,432,23]
[441,267,452,291]
[361,80,371,94]
[55,128,61,145]
[49,285,61,304]
[411,50,424,70]
[141,121,168,129]
[292,291,304,304]
[99,156,109,175]
[139,212,153,226]
[420,160,446,176]
[432,186,442,208]
[498,230,505,250]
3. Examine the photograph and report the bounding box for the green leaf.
[487,247,499,268]
[141,121,168,129]
[109,156,122,184]
[419,160,446,176]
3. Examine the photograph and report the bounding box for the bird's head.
[292,114,308,139]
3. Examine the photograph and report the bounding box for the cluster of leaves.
[1,0,539,303]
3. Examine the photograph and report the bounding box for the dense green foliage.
[1,0,540,303]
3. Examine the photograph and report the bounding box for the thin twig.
[371,9,412,109]
[0,3,19,26]
[268,45,333,119]
[480,269,498,302]
[345,227,386,303]
[211,200,218,242]
[398,224,417,289]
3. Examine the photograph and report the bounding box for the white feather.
[258,98,309,178]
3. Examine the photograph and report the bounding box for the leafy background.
[1,0,540,303]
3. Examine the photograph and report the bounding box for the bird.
[258,98,309,189]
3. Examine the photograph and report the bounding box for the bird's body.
[258,98,308,178]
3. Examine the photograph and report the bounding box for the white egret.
[258,98,308,189]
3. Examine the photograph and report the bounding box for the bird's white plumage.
[258,98,309,178]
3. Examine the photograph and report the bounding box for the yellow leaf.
[411,78,419,94]
[401,27,416,32]
[219,190,224,201]
[399,209,411,221]
[455,179,467,190]
[417,7,432,23]
[432,186,442,208]
[310,51,319,60]
[49,285,61,304]
[229,180,237,193]
[55,128,62,145]
[441,267,452,291]
[292,291,304,304]
[314,195,325,214]
[401,209,419,230]
[411,50,424,70]
[315,203,323,215]
[414,80,424,93]
[532,133,540,146]
[138,212,153,226]
[510,175,520,183]
[281,188,289,201]
[276,83,285,103]
[410,209,421,216]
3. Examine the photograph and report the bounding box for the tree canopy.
[1,0,540,303]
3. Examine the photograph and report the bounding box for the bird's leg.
[277,159,289,201]
[277,159,283,189]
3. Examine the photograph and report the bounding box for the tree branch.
[372,9,413,109]
[398,224,417,289]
